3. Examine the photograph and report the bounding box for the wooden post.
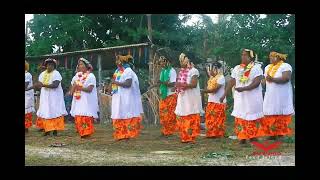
[71,57,74,71]
[98,54,102,86]
[97,54,103,123]
[146,14,157,125]
[65,56,68,69]
[147,14,152,42]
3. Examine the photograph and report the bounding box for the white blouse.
[70,72,99,118]
[231,64,264,120]
[36,70,67,119]
[208,75,227,104]
[111,68,144,119]
[175,67,203,116]
[263,63,295,115]
[25,72,35,114]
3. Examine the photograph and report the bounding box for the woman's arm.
[112,79,132,88]
[219,78,235,103]
[235,75,262,92]
[267,71,291,84]
[42,80,60,89]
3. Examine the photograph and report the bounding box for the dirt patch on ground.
[25,124,295,166]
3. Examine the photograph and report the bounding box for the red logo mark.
[251,141,282,152]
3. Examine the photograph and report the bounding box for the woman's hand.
[235,87,246,92]
[106,84,112,93]
[219,93,226,103]
[34,82,43,89]
[266,75,273,82]
[175,82,186,87]
[75,84,83,91]
[111,79,121,86]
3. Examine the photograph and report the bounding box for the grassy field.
[25,118,295,166]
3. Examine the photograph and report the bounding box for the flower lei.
[42,70,53,86]
[266,60,284,78]
[239,61,254,84]
[175,67,190,94]
[207,73,223,90]
[111,64,130,95]
[74,71,89,100]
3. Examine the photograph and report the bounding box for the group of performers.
[25,48,294,144]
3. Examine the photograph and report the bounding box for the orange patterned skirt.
[112,117,142,140]
[75,116,95,137]
[260,115,293,137]
[205,102,226,137]
[25,113,33,129]
[234,117,264,140]
[41,116,65,132]
[36,117,44,129]
[159,94,178,136]
[176,114,201,143]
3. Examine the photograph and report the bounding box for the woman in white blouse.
[262,51,294,140]
[109,55,144,140]
[35,58,67,136]
[70,58,98,138]
[221,49,265,144]
[174,53,202,143]
[25,60,35,133]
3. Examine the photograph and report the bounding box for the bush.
[57,67,74,92]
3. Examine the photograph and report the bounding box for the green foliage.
[26,14,294,70]
[208,14,295,69]
[26,14,193,56]
[135,68,149,94]
[26,14,295,96]
[57,67,74,92]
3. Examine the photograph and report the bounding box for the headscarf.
[25,60,29,72]
[78,57,93,71]
[111,55,133,95]
[176,53,190,94]
[269,51,288,61]
[243,49,258,61]
[179,53,186,64]
[117,55,133,64]
[44,58,58,68]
